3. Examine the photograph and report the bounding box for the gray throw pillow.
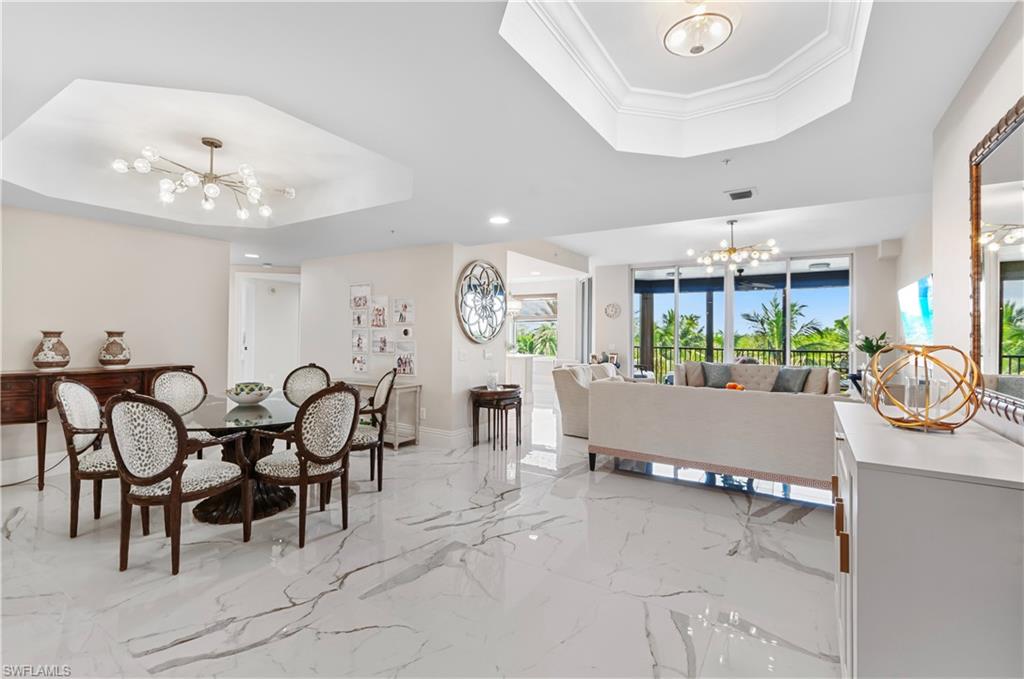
[701,362,732,388]
[773,367,811,393]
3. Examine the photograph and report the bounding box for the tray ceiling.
[500,1,874,158]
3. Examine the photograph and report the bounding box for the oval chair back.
[53,378,103,453]
[371,368,398,429]
[151,369,208,415]
[105,391,189,490]
[293,382,360,469]
[284,363,331,407]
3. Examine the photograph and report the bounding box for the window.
[1000,260,1024,374]
[512,294,558,356]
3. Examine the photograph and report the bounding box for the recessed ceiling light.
[244,253,260,259]
[530,271,541,276]
[489,215,510,225]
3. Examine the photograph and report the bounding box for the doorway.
[230,272,301,389]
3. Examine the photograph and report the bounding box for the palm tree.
[740,295,822,350]
[1002,302,1024,371]
[533,323,558,356]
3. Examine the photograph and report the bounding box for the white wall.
[508,277,579,362]
[853,245,900,349]
[593,264,632,375]
[931,2,1022,348]
[1,207,230,459]
[897,215,934,289]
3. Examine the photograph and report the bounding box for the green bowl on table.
[226,381,273,405]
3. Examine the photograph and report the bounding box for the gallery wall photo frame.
[352,329,369,353]
[350,283,371,310]
[370,296,389,328]
[352,354,368,373]
[352,309,368,328]
[395,341,416,376]
[372,329,394,353]
[393,298,415,325]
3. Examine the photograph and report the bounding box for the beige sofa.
[552,363,622,437]
[588,362,845,488]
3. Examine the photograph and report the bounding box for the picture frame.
[395,341,416,376]
[350,283,370,310]
[608,353,619,365]
[370,296,389,328]
[352,309,367,328]
[393,297,415,325]
[352,329,369,353]
[371,329,394,353]
[351,354,367,373]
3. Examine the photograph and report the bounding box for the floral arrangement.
[855,330,890,357]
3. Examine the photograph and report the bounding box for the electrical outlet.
[420,407,426,420]
[483,349,493,360]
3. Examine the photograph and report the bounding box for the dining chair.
[105,390,252,575]
[53,378,150,538]
[252,382,359,548]
[282,363,331,449]
[351,368,397,492]
[151,368,215,456]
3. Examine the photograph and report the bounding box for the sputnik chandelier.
[687,219,779,273]
[979,222,1023,252]
[111,137,295,221]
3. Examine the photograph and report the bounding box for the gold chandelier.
[687,219,779,273]
[979,221,1023,252]
[111,137,295,221]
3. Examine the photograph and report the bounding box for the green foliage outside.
[515,322,557,356]
[1003,302,1024,373]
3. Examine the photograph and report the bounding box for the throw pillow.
[701,362,732,388]
[773,366,811,393]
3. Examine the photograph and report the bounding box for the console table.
[333,377,422,450]
[833,402,1022,677]
[1,364,193,490]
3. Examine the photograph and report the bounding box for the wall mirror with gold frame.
[970,95,1024,425]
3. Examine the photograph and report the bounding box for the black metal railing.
[1001,354,1024,375]
[633,345,849,383]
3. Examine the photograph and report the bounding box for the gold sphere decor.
[868,344,981,433]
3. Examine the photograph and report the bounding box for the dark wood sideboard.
[1,364,193,490]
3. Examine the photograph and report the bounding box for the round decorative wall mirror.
[455,260,507,343]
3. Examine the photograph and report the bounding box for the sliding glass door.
[631,255,851,382]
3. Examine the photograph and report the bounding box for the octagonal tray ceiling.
[500,1,873,158]
[0,80,412,228]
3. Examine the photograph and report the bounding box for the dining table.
[181,394,298,525]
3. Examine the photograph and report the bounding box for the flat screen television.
[898,274,934,344]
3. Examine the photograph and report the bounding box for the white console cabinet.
[833,402,1023,678]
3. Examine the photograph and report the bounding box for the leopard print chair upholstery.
[351,369,398,492]
[106,391,251,575]
[281,363,331,449]
[254,382,359,548]
[151,369,215,450]
[54,379,122,538]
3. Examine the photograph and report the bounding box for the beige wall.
[897,215,934,290]
[1,207,230,459]
[593,264,632,374]
[853,245,899,350]
[931,2,1022,348]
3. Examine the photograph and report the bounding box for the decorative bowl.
[226,382,273,405]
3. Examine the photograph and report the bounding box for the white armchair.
[552,364,622,438]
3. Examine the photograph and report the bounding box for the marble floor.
[2,409,839,677]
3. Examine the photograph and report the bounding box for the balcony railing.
[1002,354,1024,375]
[633,345,850,383]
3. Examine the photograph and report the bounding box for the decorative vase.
[32,331,71,370]
[486,371,499,390]
[98,331,131,368]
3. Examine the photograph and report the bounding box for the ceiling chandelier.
[687,219,779,274]
[664,4,735,57]
[111,137,295,221]
[980,222,1023,252]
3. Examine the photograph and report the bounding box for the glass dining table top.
[181,394,298,432]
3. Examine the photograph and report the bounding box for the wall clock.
[604,303,621,319]
[455,260,508,343]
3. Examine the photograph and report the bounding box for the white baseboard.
[418,426,472,449]
[1,451,68,486]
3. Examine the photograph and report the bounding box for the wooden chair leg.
[119,490,131,571]
[197,450,203,460]
[298,483,308,549]
[324,478,333,505]
[169,501,182,576]
[69,475,81,539]
[341,468,349,530]
[319,480,327,512]
[163,504,171,537]
[377,444,383,492]
[141,506,151,536]
[369,447,375,480]
[93,479,102,519]
[242,480,253,543]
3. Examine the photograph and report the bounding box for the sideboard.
[1,364,194,489]
[832,401,1023,678]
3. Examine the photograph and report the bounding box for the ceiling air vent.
[725,187,756,201]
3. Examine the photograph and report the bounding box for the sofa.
[552,363,623,437]
[588,361,846,488]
